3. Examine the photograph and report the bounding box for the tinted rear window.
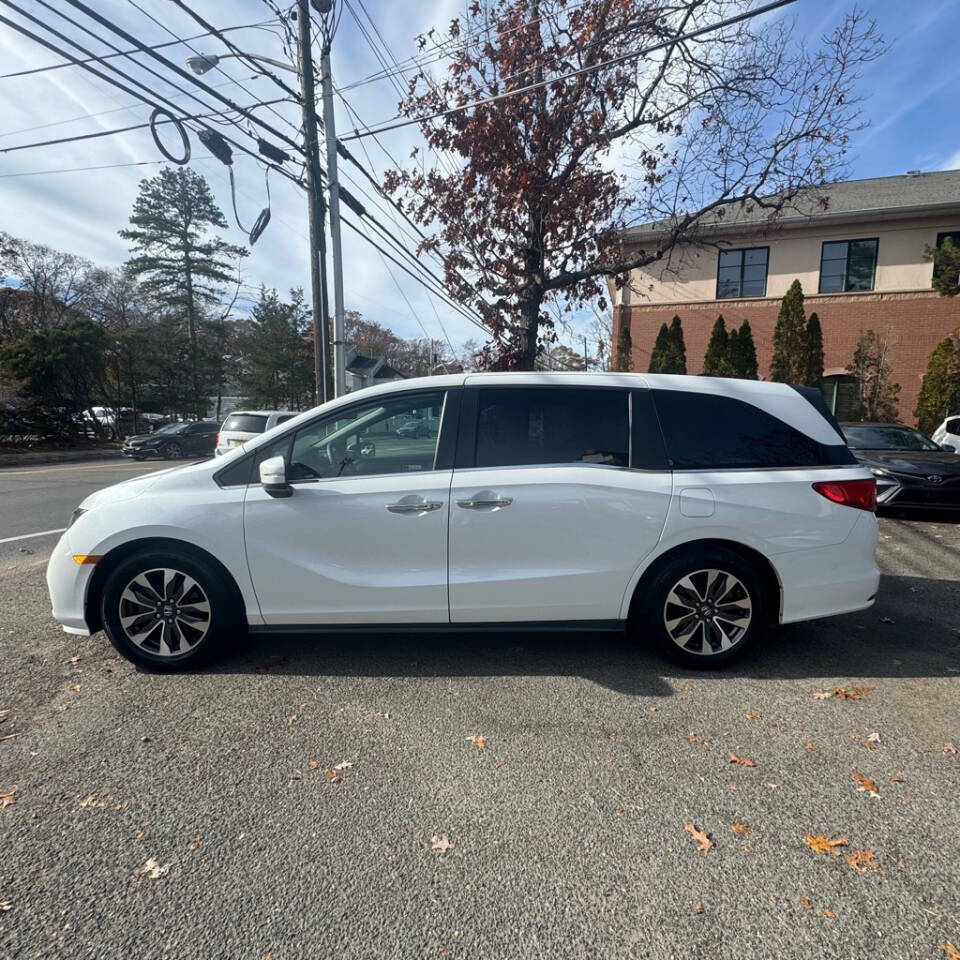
[222,414,268,433]
[474,387,628,468]
[653,389,855,469]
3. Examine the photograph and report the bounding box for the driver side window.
[259,391,446,482]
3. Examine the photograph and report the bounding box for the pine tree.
[848,329,900,422]
[669,314,687,375]
[727,319,759,379]
[120,166,246,417]
[702,315,731,375]
[914,336,960,435]
[615,324,632,372]
[805,312,824,386]
[239,287,314,410]
[648,322,673,373]
[770,279,808,383]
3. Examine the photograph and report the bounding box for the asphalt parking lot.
[1,460,958,960]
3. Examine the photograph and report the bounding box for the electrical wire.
[0,156,214,178]
[341,0,798,141]
[0,20,276,79]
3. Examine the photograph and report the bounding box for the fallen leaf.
[66,655,81,664]
[683,821,713,853]
[745,711,761,721]
[944,743,958,755]
[465,735,486,749]
[333,760,353,771]
[941,944,960,960]
[823,908,835,919]
[851,770,880,798]
[728,753,756,767]
[730,822,749,834]
[79,794,105,808]
[431,834,453,853]
[141,858,169,880]
[805,741,816,752]
[814,686,872,701]
[695,901,704,914]
[801,897,813,913]
[864,732,881,749]
[648,706,658,713]
[70,684,81,693]
[322,768,341,783]
[308,759,319,769]
[135,829,145,840]
[287,714,297,726]
[687,731,707,746]
[439,948,452,957]
[115,801,128,811]
[187,836,203,851]
[0,787,17,809]
[845,849,880,874]
[813,691,832,700]
[890,774,905,783]
[0,900,10,911]
[805,834,850,856]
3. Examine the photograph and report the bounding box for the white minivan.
[215,410,299,457]
[47,373,879,670]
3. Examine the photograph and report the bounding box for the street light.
[185,52,296,75]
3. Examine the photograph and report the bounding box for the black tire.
[162,441,182,459]
[635,547,766,669]
[100,547,242,671]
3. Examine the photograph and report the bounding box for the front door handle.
[456,496,513,510]
[386,498,443,514]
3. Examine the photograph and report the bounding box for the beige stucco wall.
[623,215,960,306]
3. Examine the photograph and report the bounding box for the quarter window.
[819,239,878,293]
[652,390,855,469]
[716,247,769,299]
[474,388,628,468]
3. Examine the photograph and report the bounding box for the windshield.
[843,425,940,451]
[151,422,187,436]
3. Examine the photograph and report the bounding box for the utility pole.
[316,3,347,397]
[295,0,331,404]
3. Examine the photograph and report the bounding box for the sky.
[1,0,958,356]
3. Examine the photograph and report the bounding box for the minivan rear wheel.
[638,547,765,668]
[101,548,240,670]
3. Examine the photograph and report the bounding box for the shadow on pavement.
[208,573,960,696]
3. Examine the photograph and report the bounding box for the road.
[1,460,958,960]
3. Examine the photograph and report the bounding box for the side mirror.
[259,455,292,498]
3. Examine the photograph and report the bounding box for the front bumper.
[46,531,95,635]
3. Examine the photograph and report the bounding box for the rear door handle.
[456,497,513,510]
[386,498,443,514]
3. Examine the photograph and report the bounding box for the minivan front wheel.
[639,548,765,668]
[101,549,239,670]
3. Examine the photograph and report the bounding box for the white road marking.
[0,528,67,545]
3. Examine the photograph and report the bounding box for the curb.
[0,448,122,468]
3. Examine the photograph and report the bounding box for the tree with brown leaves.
[384,1,882,368]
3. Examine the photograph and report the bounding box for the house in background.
[344,347,406,392]
[613,169,960,422]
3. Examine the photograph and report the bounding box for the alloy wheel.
[118,567,211,657]
[662,568,752,656]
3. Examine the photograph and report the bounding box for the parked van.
[48,373,879,670]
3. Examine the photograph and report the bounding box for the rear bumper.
[772,511,880,624]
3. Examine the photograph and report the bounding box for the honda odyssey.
[47,373,880,670]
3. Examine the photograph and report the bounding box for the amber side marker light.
[72,555,102,565]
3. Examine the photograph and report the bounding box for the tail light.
[812,478,876,512]
[216,433,220,446]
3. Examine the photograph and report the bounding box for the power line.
[124,0,299,138]
[0,19,276,80]
[341,0,798,141]
[57,0,305,157]
[0,156,214,178]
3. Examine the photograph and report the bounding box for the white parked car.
[47,373,879,671]
[931,414,960,451]
[215,409,299,456]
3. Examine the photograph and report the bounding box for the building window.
[716,247,769,299]
[818,239,878,293]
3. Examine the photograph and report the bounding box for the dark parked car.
[841,422,960,512]
[122,421,220,461]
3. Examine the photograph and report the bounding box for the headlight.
[68,507,87,529]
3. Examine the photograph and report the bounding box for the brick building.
[612,170,960,423]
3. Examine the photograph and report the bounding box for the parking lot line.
[0,461,155,477]
[0,528,67,545]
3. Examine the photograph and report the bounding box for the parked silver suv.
[215,410,298,457]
